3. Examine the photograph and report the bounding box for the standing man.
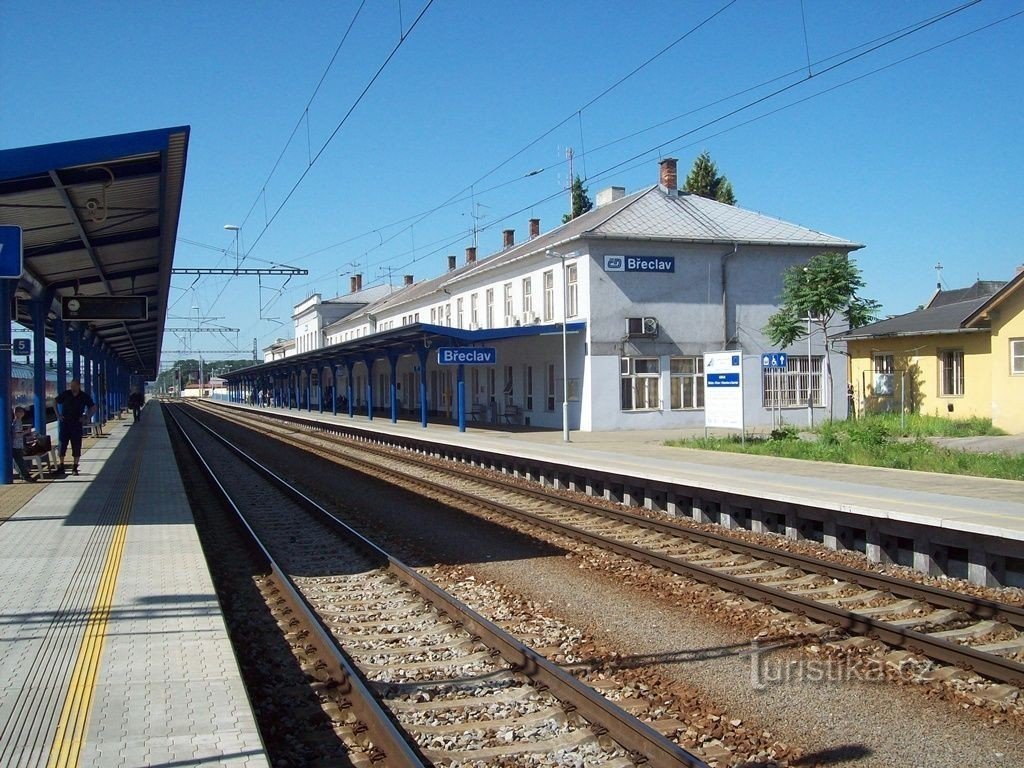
[56,379,96,476]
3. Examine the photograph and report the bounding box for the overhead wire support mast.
[171,267,308,276]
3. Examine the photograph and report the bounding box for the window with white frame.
[939,349,964,396]
[546,363,556,411]
[430,307,437,324]
[1011,339,1024,375]
[761,356,823,407]
[470,293,479,327]
[456,298,464,328]
[620,357,660,411]
[566,262,578,317]
[522,277,533,315]
[445,303,451,326]
[543,269,554,321]
[873,353,894,373]
[670,356,704,409]
[485,288,494,328]
[503,282,513,321]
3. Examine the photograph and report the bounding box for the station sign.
[704,352,744,431]
[437,347,497,366]
[603,255,675,273]
[0,225,23,278]
[61,295,149,321]
[12,338,31,356]
[761,352,788,369]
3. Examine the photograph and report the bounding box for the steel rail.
[164,405,427,768]
[191,402,1024,686]
[175,403,708,768]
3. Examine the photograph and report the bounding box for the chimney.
[403,274,414,285]
[596,186,626,207]
[659,157,678,196]
[447,255,457,271]
[503,229,515,248]
[529,218,540,239]
[354,273,363,292]
[465,246,477,264]
[349,276,357,293]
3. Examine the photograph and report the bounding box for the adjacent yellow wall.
[988,287,1024,433]
[848,333,992,421]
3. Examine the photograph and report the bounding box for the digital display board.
[60,295,149,321]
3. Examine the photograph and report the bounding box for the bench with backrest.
[502,405,522,424]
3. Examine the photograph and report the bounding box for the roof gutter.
[841,327,988,341]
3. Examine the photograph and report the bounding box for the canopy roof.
[0,126,190,378]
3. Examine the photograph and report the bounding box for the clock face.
[68,298,81,312]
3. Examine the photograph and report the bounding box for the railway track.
[166,403,706,767]
[191,401,1024,689]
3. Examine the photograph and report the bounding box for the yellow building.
[844,271,1024,433]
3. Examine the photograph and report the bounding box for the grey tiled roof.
[926,280,1006,308]
[842,297,990,339]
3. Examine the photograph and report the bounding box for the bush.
[769,424,798,441]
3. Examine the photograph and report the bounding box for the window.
[873,354,894,373]
[445,303,451,326]
[522,277,533,315]
[525,364,534,410]
[503,365,513,405]
[485,288,494,329]
[543,269,554,321]
[546,363,556,411]
[1012,339,1024,375]
[456,298,464,328]
[503,282,513,320]
[939,349,964,396]
[762,356,822,407]
[470,294,479,327]
[873,353,895,396]
[620,357,660,411]
[430,307,437,324]
[670,356,704,409]
[566,262,578,318]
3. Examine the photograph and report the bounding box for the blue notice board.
[0,226,23,278]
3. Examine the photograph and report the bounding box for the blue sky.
[3,1,1022,366]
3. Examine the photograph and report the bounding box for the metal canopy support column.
[345,360,355,418]
[457,363,466,433]
[388,352,399,424]
[54,312,67,397]
[363,356,375,420]
[82,333,93,409]
[331,363,338,416]
[0,280,13,485]
[71,324,82,381]
[318,365,324,414]
[417,347,429,428]
[305,366,312,412]
[30,296,48,435]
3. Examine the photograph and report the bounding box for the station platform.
[213,400,1024,547]
[0,406,268,767]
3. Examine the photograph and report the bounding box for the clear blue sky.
[3,1,1022,367]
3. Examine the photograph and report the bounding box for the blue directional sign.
[437,347,497,366]
[604,255,675,273]
[12,338,30,356]
[761,352,788,369]
[0,226,24,278]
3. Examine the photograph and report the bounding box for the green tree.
[683,151,736,205]
[562,175,593,223]
[764,252,880,420]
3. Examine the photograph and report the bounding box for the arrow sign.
[761,352,788,369]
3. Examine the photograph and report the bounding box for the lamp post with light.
[224,224,240,271]
[545,249,570,442]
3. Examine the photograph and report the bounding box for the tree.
[562,175,593,223]
[764,252,880,421]
[683,151,736,205]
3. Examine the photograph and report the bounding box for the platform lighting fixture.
[545,249,570,442]
[224,224,240,271]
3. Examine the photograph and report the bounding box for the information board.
[704,351,744,431]
[61,295,149,321]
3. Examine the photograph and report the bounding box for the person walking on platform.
[11,406,37,483]
[56,379,96,476]
[128,389,144,422]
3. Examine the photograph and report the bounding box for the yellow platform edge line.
[47,458,141,768]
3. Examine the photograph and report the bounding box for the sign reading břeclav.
[437,347,497,365]
[61,295,149,321]
[603,255,675,273]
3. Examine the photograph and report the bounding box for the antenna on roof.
[934,261,943,291]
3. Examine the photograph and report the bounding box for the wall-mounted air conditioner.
[504,315,517,327]
[469,322,480,331]
[523,311,538,325]
[626,316,659,338]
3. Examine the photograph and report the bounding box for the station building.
[229,159,861,432]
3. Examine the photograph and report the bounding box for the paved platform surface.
[214,400,1024,542]
[0,405,268,767]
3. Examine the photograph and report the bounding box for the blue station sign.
[12,338,31,356]
[761,352,788,369]
[0,225,24,279]
[603,255,675,273]
[437,347,497,366]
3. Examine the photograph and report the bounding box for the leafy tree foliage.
[683,151,736,205]
[562,175,594,223]
[764,252,880,420]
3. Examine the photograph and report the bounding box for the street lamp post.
[546,249,570,442]
[224,224,240,271]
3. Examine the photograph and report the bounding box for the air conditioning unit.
[503,315,517,327]
[523,311,538,325]
[469,322,480,331]
[626,316,659,338]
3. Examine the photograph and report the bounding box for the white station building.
[229,159,862,433]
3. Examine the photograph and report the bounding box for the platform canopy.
[0,126,190,378]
